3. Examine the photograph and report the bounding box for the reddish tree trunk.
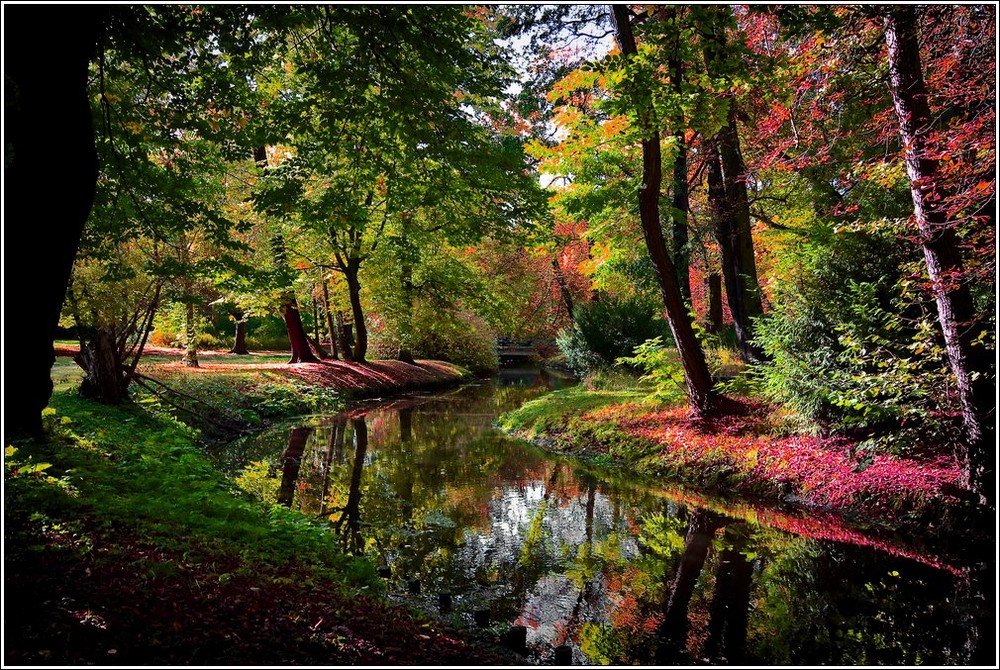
[282,301,319,364]
[612,4,717,414]
[270,232,317,364]
[5,7,101,438]
[884,6,995,505]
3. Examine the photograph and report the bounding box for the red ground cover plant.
[583,397,963,518]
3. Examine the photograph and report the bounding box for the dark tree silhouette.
[4,7,103,439]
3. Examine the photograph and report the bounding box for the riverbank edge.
[4,366,514,665]
[496,387,990,543]
[125,358,475,442]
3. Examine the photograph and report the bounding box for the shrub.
[751,221,964,454]
[556,293,671,375]
[410,308,498,374]
[616,337,688,405]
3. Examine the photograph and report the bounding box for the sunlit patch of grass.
[50,357,85,392]
[497,384,645,440]
[133,367,344,433]
[19,390,374,585]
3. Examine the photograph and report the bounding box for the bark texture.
[702,9,766,363]
[884,5,995,505]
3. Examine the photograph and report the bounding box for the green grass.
[51,356,85,392]
[497,384,645,440]
[132,367,344,437]
[49,361,342,436]
[8,390,373,586]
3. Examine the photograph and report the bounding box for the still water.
[212,369,992,665]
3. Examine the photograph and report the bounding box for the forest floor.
[5,358,511,665]
[498,383,987,538]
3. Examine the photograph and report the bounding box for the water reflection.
[215,375,991,665]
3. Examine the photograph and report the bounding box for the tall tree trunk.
[612,4,717,414]
[671,137,692,305]
[321,280,339,360]
[336,311,353,362]
[230,316,250,355]
[307,295,330,360]
[397,259,416,363]
[277,426,312,508]
[282,303,318,364]
[76,327,130,403]
[182,301,199,367]
[5,7,101,439]
[667,19,692,305]
[344,262,368,363]
[707,273,724,334]
[884,5,995,506]
[702,10,766,363]
[311,296,322,351]
[552,255,576,320]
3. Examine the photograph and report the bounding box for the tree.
[611,4,717,414]
[882,5,995,505]
[253,7,545,364]
[700,6,767,363]
[7,5,282,420]
[4,6,102,437]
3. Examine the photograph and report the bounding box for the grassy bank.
[498,382,979,532]
[5,355,489,665]
[5,388,501,665]
[51,345,471,439]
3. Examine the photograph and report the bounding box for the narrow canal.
[211,368,991,665]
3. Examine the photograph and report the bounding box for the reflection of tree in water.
[319,417,348,516]
[655,508,730,664]
[327,417,368,553]
[230,379,988,665]
[275,426,312,508]
[748,539,980,665]
[704,525,753,664]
